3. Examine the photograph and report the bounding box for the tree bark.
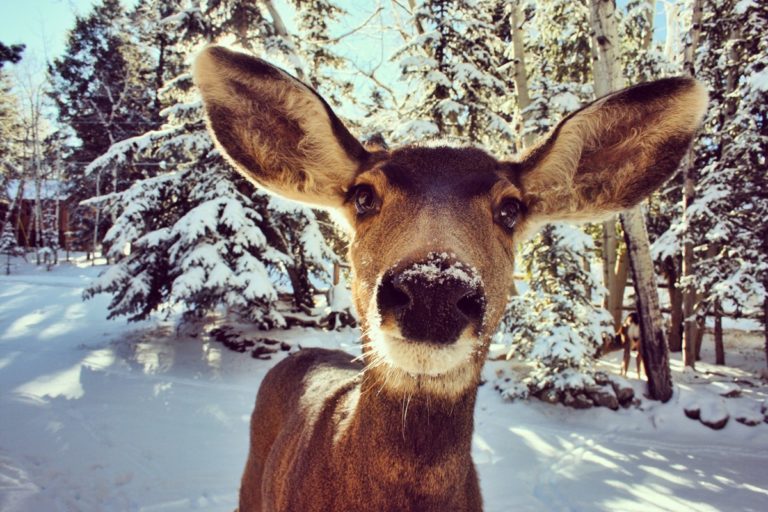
[764,293,768,369]
[510,1,534,149]
[590,0,672,401]
[589,0,624,331]
[713,301,724,365]
[681,0,704,369]
[663,256,684,351]
[621,210,673,401]
[608,245,628,327]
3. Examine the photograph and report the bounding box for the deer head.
[194,46,707,400]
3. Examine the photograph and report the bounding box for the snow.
[1,258,768,511]
[747,66,768,93]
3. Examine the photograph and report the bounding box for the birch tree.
[589,0,672,401]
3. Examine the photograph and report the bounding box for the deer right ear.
[193,46,370,207]
[516,77,708,222]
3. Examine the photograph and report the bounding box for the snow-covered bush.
[496,224,614,399]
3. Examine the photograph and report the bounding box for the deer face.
[194,46,707,398]
[341,147,524,395]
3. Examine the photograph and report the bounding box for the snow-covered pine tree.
[689,0,768,366]
[49,0,160,252]
[0,220,23,275]
[499,225,614,398]
[393,0,513,151]
[84,0,342,326]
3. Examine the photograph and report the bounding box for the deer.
[193,45,707,512]
[619,312,644,378]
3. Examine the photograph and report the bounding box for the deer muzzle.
[376,253,485,345]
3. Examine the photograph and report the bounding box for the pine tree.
[689,0,768,366]
[0,42,24,68]
[49,0,161,253]
[498,224,614,397]
[393,0,513,151]
[84,0,342,324]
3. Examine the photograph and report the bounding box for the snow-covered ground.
[1,258,767,511]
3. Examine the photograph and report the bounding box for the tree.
[0,42,24,68]
[688,0,768,367]
[498,224,614,399]
[84,0,341,323]
[589,0,672,401]
[393,0,513,151]
[49,0,161,254]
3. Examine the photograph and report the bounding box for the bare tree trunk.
[681,0,704,369]
[510,1,534,149]
[764,293,768,369]
[32,134,43,265]
[590,0,672,401]
[92,170,101,265]
[663,256,684,351]
[621,209,673,401]
[713,301,724,365]
[608,246,629,326]
[602,221,619,323]
[589,0,623,331]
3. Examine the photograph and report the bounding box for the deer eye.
[353,185,378,215]
[495,198,523,232]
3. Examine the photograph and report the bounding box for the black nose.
[377,256,485,344]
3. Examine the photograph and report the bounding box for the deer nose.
[376,257,485,345]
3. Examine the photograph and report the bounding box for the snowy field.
[1,257,767,512]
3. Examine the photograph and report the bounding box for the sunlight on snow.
[1,309,53,340]
[580,450,625,474]
[153,381,173,397]
[12,349,115,402]
[472,433,502,464]
[589,442,632,463]
[14,362,84,402]
[203,343,222,375]
[508,427,559,458]
[740,483,768,497]
[38,303,88,340]
[638,465,695,487]
[602,479,720,512]
[641,449,669,462]
[134,341,175,374]
[0,351,20,370]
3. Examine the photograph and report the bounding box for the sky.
[2,0,671,66]
[0,0,105,63]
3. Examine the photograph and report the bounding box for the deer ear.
[516,77,708,222]
[193,46,369,207]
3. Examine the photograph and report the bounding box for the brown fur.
[193,46,707,512]
[517,77,708,222]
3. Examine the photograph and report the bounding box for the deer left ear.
[516,77,708,222]
[193,46,370,207]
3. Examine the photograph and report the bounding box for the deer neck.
[357,378,477,455]
[331,372,479,504]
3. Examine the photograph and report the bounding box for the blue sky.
[0,0,103,62]
[2,0,669,65]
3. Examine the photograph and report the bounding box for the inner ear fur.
[193,45,369,207]
[516,77,708,221]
